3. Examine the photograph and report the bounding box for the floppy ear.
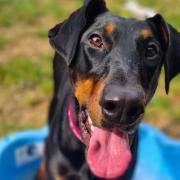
[164,24,180,93]
[147,14,180,94]
[48,0,107,66]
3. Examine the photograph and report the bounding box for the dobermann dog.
[36,0,180,179]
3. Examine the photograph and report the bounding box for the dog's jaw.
[69,101,133,179]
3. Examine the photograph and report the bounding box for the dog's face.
[49,0,180,179]
[74,14,164,127]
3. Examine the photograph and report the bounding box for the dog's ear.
[147,14,180,94]
[164,24,180,93]
[48,0,107,66]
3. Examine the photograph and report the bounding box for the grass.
[0,0,41,27]
[0,119,43,137]
[0,56,49,87]
[137,0,180,30]
[0,0,82,27]
[0,0,179,138]
[0,36,10,49]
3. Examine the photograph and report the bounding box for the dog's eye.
[88,34,103,48]
[145,43,159,59]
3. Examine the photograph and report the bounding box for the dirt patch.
[0,86,50,137]
[0,36,52,64]
[0,10,179,140]
[145,114,180,139]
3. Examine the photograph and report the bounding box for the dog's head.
[49,0,180,179]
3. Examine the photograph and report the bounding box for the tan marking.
[103,23,114,34]
[140,29,151,39]
[51,165,65,180]
[74,78,94,106]
[54,175,64,180]
[74,75,106,126]
[36,157,47,180]
[37,154,65,180]
[87,75,106,126]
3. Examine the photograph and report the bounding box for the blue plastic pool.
[0,123,180,180]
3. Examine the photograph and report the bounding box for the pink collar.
[68,101,82,142]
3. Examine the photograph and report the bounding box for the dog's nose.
[100,85,144,124]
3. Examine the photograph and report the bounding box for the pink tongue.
[87,127,132,179]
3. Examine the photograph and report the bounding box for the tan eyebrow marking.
[140,29,151,39]
[103,23,114,34]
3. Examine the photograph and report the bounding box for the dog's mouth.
[76,106,134,179]
[79,108,94,145]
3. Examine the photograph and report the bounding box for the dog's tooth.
[89,119,92,126]
[91,125,94,132]
[128,129,135,135]
[87,113,92,125]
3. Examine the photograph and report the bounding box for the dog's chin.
[78,108,133,179]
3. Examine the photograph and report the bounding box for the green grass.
[0,36,10,49]
[0,0,82,27]
[0,120,42,137]
[0,0,179,137]
[35,28,49,38]
[0,0,41,27]
[144,72,180,124]
[137,0,180,30]
[0,56,52,92]
[106,0,133,17]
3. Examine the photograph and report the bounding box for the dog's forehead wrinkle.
[84,12,116,32]
[95,12,123,24]
[81,14,152,47]
[117,20,152,38]
[85,13,129,35]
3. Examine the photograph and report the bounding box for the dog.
[36,0,180,179]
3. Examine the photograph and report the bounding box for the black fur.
[39,0,180,179]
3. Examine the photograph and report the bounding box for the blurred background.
[0,0,179,138]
